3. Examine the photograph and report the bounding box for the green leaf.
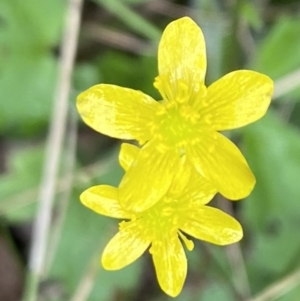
[199,281,235,301]
[120,0,148,3]
[277,283,300,301]
[0,0,65,134]
[92,0,161,40]
[0,55,57,135]
[0,0,65,48]
[0,144,44,221]
[97,51,159,99]
[243,110,300,228]
[242,110,300,275]
[240,0,263,31]
[251,16,300,100]
[73,63,101,92]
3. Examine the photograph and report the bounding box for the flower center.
[141,196,179,233]
[124,191,195,252]
[153,101,200,150]
[152,75,205,151]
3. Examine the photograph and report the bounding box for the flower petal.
[187,131,255,200]
[77,84,161,143]
[80,185,130,219]
[119,140,180,212]
[156,17,206,103]
[151,237,187,297]
[180,170,217,206]
[102,221,151,270]
[201,70,274,130]
[181,206,243,245]
[119,143,139,171]
[168,156,192,197]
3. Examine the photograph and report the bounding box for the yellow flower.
[77,17,274,212]
[80,143,243,297]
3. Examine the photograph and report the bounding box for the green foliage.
[253,16,300,79]
[0,0,65,135]
[251,16,300,100]
[97,51,159,98]
[243,110,300,229]
[239,0,263,31]
[242,110,300,287]
[199,281,235,301]
[92,0,161,40]
[0,144,44,221]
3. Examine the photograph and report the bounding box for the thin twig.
[247,267,300,301]
[44,107,78,275]
[273,68,300,99]
[22,0,83,300]
[217,196,252,300]
[279,101,297,122]
[145,0,194,18]
[84,23,151,55]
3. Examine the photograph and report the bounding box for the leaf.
[0,144,44,221]
[242,110,300,275]
[97,51,159,99]
[277,283,300,301]
[240,0,263,31]
[243,110,300,228]
[251,16,300,100]
[92,0,161,40]
[199,281,235,301]
[0,0,64,48]
[0,0,65,134]
[0,55,57,135]
[73,63,101,92]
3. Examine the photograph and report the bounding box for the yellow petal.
[102,221,151,270]
[180,206,243,245]
[76,84,161,143]
[187,131,255,200]
[201,70,274,130]
[151,238,187,297]
[80,185,130,219]
[119,140,180,212]
[168,156,192,197]
[156,17,206,103]
[119,143,139,171]
[180,170,217,206]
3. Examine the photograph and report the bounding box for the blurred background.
[1,0,300,300]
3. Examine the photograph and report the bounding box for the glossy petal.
[168,156,192,197]
[156,17,206,102]
[119,140,180,212]
[80,185,130,219]
[188,131,255,200]
[181,206,243,245]
[152,238,187,297]
[77,84,161,143]
[180,170,217,206]
[201,70,274,131]
[119,143,139,171]
[102,221,151,270]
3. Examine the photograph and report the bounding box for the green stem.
[22,271,39,301]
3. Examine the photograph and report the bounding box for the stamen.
[175,80,190,104]
[154,75,174,102]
